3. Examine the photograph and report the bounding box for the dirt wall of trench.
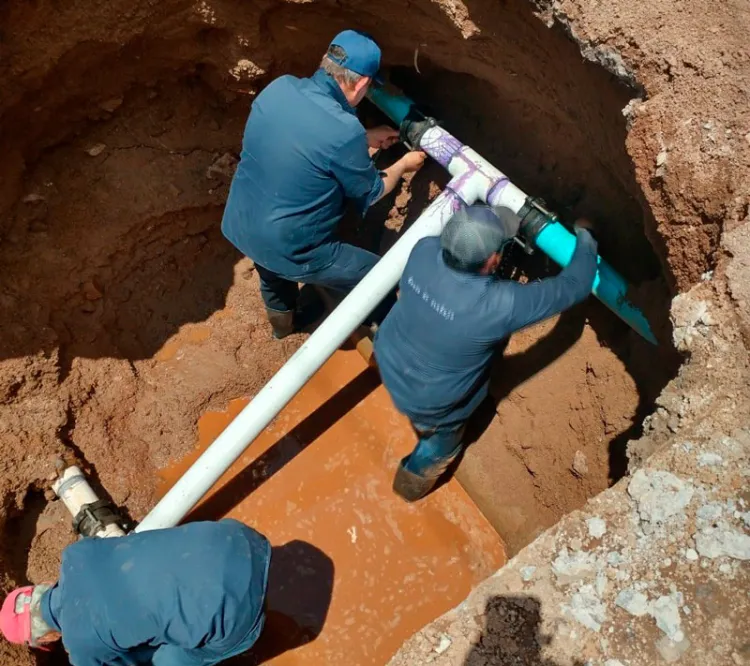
[0,0,747,664]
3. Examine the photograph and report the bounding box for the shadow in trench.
[2,489,48,586]
[462,595,585,666]
[185,367,381,523]
[228,540,335,665]
[429,306,587,496]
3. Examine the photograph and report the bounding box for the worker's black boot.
[265,308,295,340]
[393,458,439,502]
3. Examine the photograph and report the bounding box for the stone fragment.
[587,517,607,539]
[552,548,597,585]
[695,525,750,559]
[696,503,723,522]
[698,451,724,467]
[434,634,451,654]
[86,143,107,157]
[615,587,650,616]
[206,152,239,181]
[650,595,684,642]
[655,635,691,663]
[571,450,588,477]
[99,97,123,112]
[563,584,606,632]
[628,470,694,524]
[520,566,536,582]
[82,280,103,301]
[685,548,699,561]
[607,551,627,566]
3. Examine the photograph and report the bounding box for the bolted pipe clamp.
[516,196,558,252]
[401,113,438,151]
[72,499,127,538]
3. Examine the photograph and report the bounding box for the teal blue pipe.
[365,84,658,345]
[367,86,417,126]
[535,223,657,344]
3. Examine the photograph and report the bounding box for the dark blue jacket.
[41,520,271,666]
[374,230,598,427]
[221,69,384,278]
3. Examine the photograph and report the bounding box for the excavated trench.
[0,0,695,664]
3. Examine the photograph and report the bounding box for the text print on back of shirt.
[407,276,455,322]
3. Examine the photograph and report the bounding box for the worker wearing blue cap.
[374,204,598,501]
[223,30,426,339]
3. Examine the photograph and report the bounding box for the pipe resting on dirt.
[137,180,478,532]
[366,85,658,345]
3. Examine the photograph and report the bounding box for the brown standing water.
[158,347,505,665]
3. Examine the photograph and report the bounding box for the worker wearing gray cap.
[373,203,598,501]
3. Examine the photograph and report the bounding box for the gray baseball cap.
[441,204,521,269]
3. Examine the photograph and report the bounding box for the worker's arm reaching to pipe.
[366,122,427,200]
[503,223,598,334]
[375,150,426,203]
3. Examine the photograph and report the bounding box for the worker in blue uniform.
[374,204,599,501]
[0,519,271,665]
[222,29,426,339]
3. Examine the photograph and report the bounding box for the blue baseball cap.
[328,30,383,83]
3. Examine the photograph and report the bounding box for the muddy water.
[158,348,505,665]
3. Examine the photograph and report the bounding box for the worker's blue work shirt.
[40,519,271,666]
[221,69,384,278]
[374,231,598,427]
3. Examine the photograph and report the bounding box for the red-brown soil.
[1,0,743,662]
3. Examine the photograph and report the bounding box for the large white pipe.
[52,466,126,538]
[137,180,483,532]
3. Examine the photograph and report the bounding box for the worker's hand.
[400,150,427,173]
[574,217,597,239]
[366,126,400,150]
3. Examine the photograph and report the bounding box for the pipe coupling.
[72,499,127,537]
[517,197,555,245]
[401,114,437,150]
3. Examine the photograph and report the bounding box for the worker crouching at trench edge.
[0,519,270,665]
[374,204,599,502]
[222,29,426,339]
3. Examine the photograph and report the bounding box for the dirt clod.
[85,143,107,157]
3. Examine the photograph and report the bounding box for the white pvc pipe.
[420,125,528,213]
[137,181,481,532]
[52,466,126,538]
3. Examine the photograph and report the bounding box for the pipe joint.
[73,499,128,538]
[401,114,437,151]
[517,197,555,245]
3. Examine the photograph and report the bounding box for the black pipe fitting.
[517,197,554,246]
[72,499,127,537]
[400,110,437,150]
